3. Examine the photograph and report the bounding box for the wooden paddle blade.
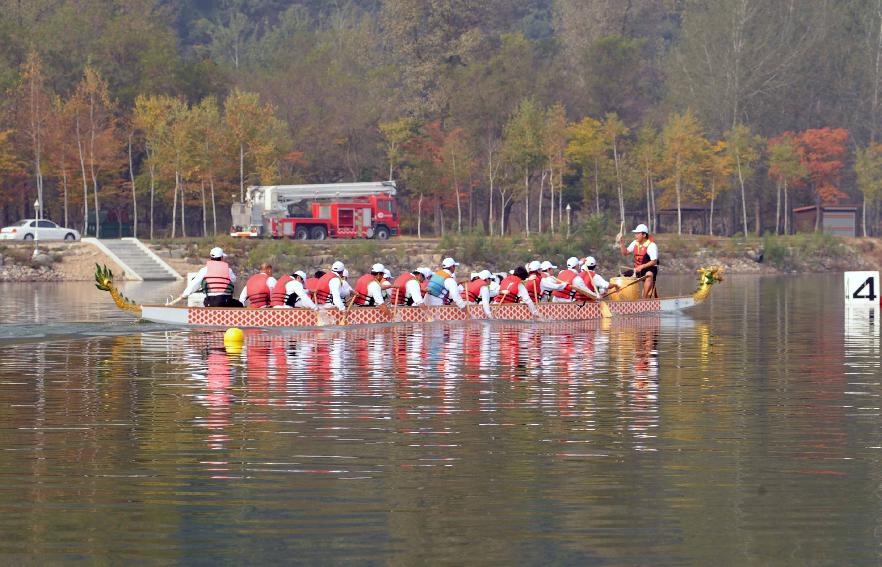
[599,300,613,319]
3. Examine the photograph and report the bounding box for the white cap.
[293,270,307,280]
[441,257,459,269]
[632,223,650,234]
[331,260,345,273]
[527,260,542,273]
[540,260,557,271]
[383,268,392,279]
[415,267,433,279]
[566,256,580,269]
[584,256,597,268]
[478,269,493,280]
[342,268,349,278]
[470,272,480,280]
[371,263,385,274]
[209,247,226,259]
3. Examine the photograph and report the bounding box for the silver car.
[0,219,81,241]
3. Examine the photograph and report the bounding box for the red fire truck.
[230,181,400,240]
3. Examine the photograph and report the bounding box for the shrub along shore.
[2,232,880,283]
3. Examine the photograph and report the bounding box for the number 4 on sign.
[844,271,881,303]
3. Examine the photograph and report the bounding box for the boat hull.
[139,296,698,328]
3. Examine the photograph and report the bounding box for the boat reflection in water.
[180,316,700,462]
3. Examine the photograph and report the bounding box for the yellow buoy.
[223,327,244,347]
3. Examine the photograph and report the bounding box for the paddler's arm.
[517,283,540,316]
[329,278,346,311]
[176,267,207,302]
[618,235,631,257]
[405,279,424,306]
[291,281,317,309]
[238,286,248,306]
[480,285,492,318]
[445,278,467,309]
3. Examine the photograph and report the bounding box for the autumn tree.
[795,128,849,230]
[601,112,629,224]
[223,89,286,202]
[704,141,734,236]
[542,103,568,233]
[18,51,50,224]
[632,125,660,232]
[724,124,763,235]
[134,94,176,239]
[502,98,545,235]
[767,133,806,234]
[854,143,882,236]
[659,112,710,235]
[566,115,606,215]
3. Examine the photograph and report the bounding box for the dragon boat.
[95,264,723,329]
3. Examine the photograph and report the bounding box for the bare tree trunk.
[783,178,789,234]
[452,153,462,234]
[201,178,207,237]
[645,168,652,233]
[239,143,245,202]
[593,157,600,214]
[75,114,89,234]
[863,194,868,237]
[612,138,625,224]
[524,168,530,236]
[500,189,508,235]
[171,171,178,239]
[210,176,217,236]
[538,169,546,233]
[675,157,682,235]
[559,169,563,227]
[736,153,748,236]
[709,178,716,236]
[649,176,657,232]
[88,91,100,239]
[549,165,555,234]
[180,176,187,238]
[417,193,423,239]
[128,133,137,238]
[62,171,69,229]
[149,163,155,240]
[775,178,781,235]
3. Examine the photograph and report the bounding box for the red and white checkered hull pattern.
[138,295,698,328]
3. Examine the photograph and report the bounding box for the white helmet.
[540,260,557,271]
[527,260,542,273]
[584,256,597,269]
[566,256,580,269]
[632,223,650,234]
[370,263,385,274]
[331,260,345,273]
[209,246,226,259]
[441,257,459,269]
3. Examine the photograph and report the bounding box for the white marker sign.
[844,271,880,303]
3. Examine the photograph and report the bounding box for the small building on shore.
[657,205,709,234]
[792,205,858,237]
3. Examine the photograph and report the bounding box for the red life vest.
[493,274,523,304]
[553,269,578,300]
[314,272,340,304]
[204,260,233,295]
[524,275,542,303]
[271,274,293,307]
[580,270,598,293]
[391,273,415,305]
[244,272,271,308]
[353,274,378,306]
[633,238,655,267]
[466,279,487,302]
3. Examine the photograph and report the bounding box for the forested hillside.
[2,0,882,238]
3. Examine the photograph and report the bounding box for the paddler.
[353,263,389,307]
[314,261,347,311]
[175,247,239,307]
[552,257,591,302]
[390,267,430,306]
[239,263,276,308]
[581,256,619,296]
[493,266,540,316]
[466,269,494,317]
[524,260,567,303]
[618,223,658,298]
[274,270,317,309]
[425,257,467,308]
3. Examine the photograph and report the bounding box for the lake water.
[0,275,879,564]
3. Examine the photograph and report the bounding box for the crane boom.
[248,181,396,214]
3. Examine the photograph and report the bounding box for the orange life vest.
[271,274,293,307]
[353,274,379,306]
[633,238,655,267]
[203,260,233,295]
[553,269,578,300]
[391,273,415,305]
[579,270,598,296]
[314,272,339,304]
[493,275,523,304]
[524,275,542,303]
[466,279,487,302]
[244,272,271,308]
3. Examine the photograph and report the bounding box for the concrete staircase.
[84,237,181,281]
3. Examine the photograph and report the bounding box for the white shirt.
[469,283,492,317]
[588,272,610,295]
[285,279,316,309]
[183,265,237,297]
[404,278,424,305]
[321,276,346,311]
[552,273,591,302]
[364,279,385,306]
[627,240,659,262]
[238,275,277,305]
[539,274,568,293]
[515,283,539,315]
